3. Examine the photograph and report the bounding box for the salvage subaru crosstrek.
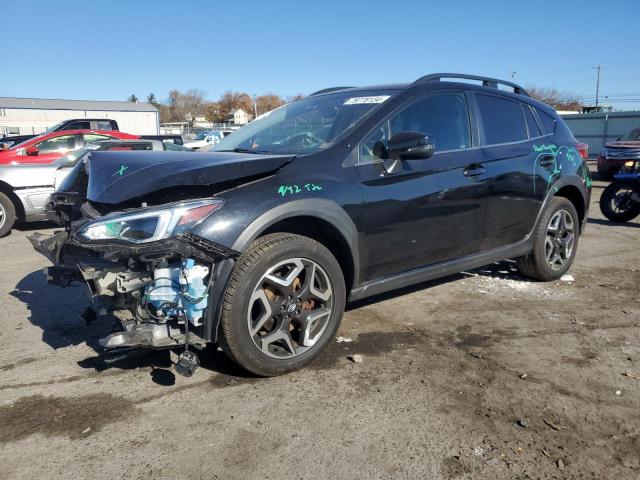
[30,73,592,377]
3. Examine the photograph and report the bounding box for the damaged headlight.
[77,199,224,243]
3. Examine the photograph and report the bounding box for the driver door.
[27,134,80,164]
[355,92,487,281]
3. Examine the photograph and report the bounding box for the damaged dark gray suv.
[30,73,592,376]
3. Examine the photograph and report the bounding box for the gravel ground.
[0,171,639,480]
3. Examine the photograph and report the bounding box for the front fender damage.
[28,229,239,367]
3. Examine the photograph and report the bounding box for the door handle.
[463,164,486,177]
[539,155,555,168]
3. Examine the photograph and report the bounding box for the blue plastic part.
[613,172,640,181]
[145,259,209,325]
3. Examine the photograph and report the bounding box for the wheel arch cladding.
[259,216,356,293]
[0,181,24,221]
[231,198,360,291]
[554,185,585,228]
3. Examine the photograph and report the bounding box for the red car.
[0,130,138,165]
[597,128,640,179]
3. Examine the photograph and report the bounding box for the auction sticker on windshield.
[343,95,390,105]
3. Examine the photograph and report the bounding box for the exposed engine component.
[71,255,212,370]
[144,258,210,327]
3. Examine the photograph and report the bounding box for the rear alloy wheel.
[517,197,580,281]
[219,233,345,376]
[0,192,17,238]
[544,209,575,271]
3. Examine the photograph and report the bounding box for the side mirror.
[26,146,39,156]
[386,132,435,160]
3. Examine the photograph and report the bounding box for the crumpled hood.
[86,150,294,204]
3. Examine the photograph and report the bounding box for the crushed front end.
[29,198,237,371]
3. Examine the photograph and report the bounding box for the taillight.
[577,143,589,161]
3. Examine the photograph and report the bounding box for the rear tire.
[599,182,640,223]
[517,197,579,281]
[0,192,16,238]
[218,233,346,376]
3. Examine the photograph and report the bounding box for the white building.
[0,97,160,136]
[225,108,251,125]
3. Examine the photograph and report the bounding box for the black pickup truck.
[0,118,183,148]
[1,119,119,147]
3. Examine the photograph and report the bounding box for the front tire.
[517,197,580,281]
[0,192,17,238]
[599,182,640,223]
[218,233,346,376]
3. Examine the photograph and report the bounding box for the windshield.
[211,90,397,155]
[623,128,640,141]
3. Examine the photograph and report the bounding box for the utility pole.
[509,70,516,81]
[593,65,603,107]
[253,94,258,120]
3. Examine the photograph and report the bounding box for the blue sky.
[2,0,638,110]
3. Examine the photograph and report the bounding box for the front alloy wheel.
[219,233,346,376]
[248,258,333,358]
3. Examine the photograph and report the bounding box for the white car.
[183,130,224,150]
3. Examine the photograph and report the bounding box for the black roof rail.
[308,86,354,96]
[412,73,529,97]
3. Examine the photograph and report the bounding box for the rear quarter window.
[477,94,527,145]
[535,108,556,134]
[522,104,542,138]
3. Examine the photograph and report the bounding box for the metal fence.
[561,111,640,157]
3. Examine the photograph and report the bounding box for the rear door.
[473,94,548,250]
[354,91,487,281]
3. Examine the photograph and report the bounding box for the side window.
[522,104,542,138]
[477,94,527,145]
[360,93,470,162]
[96,121,113,131]
[82,133,112,144]
[36,135,76,153]
[65,121,91,130]
[535,108,556,134]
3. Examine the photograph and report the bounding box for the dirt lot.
[0,171,639,480]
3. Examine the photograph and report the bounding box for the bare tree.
[526,86,583,111]
[217,91,254,121]
[256,93,285,115]
[161,89,208,122]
